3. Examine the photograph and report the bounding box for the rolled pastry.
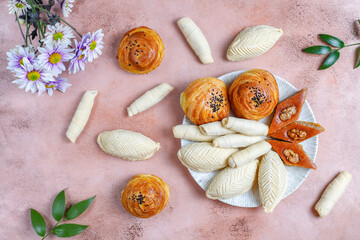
[97,129,160,161]
[315,171,352,217]
[66,90,98,143]
[121,174,169,218]
[177,142,237,172]
[228,141,271,168]
[228,69,279,120]
[172,125,216,142]
[226,25,283,61]
[128,83,174,117]
[199,121,235,136]
[258,150,287,213]
[117,26,164,74]
[206,159,259,200]
[213,134,264,148]
[222,117,269,136]
[177,17,214,64]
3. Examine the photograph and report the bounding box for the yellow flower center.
[27,71,40,81]
[90,41,97,51]
[46,84,55,88]
[15,3,24,8]
[19,57,24,65]
[49,53,62,64]
[53,32,63,41]
[78,54,84,60]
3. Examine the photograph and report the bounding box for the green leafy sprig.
[302,20,360,70]
[30,189,96,239]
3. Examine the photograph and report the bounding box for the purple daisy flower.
[37,44,75,76]
[45,77,72,96]
[6,45,36,72]
[12,58,55,95]
[68,32,90,74]
[83,29,104,62]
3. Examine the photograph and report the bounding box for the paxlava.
[268,88,307,134]
[269,121,325,143]
[267,139,317,170]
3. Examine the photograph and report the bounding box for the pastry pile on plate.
[174,69,325,213]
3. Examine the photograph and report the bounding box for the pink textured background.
[1,0,359,239]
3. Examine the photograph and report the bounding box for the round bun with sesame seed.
[121,174,170,218]
[229,69,279,120]
[180,77,230,125]
[117,26,164,74]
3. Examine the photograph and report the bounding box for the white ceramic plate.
[181,70,318,207]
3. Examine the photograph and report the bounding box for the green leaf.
[355,47,360,69]
[302,45,332,54]
[319,34,344,48]
[358,20,360,24]
[52,224,88,237]
[319,50,340,70]
[65,196,96,220]
[52,190,66,221]
[30,209,47,237]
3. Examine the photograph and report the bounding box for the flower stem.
[25,12,29,46]
[15,12,26,46]
[35,6,82,38]
[38,21,46,47]
[26,22,32,46]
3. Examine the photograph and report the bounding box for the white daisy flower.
[12,58,55,95]
[6,45,36,72]
[42,23,75,47]
[37,44,75,76]
[8,0,30,15]
[84,29,104,62]
[45,77,72,96]
[62,0,75,18]
[68,32,90,74]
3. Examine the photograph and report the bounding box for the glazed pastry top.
[180,77,230,125]
[117,26,164,74]
[268,88,307,134]
[229,69,279,120]
[121,174,170,218]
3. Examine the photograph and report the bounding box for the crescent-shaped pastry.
[172,125,216,142]
[97,129,160,161]
[177,142,238,172]
[199,121,235,136]
[127,83,174,117]
[66,90,98,143]
[180,77,230,125]
[315,171,352,217]
[117,26,164,74]
[121,174,170,218]
[177,17,214,64]
[222,117,269,136]
[228,141,271,168]
[229,69,279,120]
[206,159,259,200]
[258,150,287,213]
[226,25,283,61]
[213,134,264,148]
